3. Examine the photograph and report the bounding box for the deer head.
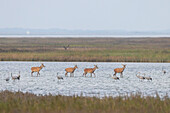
[94,65,98,69]
[122,64,126,68]
[74,65,78,69]
[41,63,45,67]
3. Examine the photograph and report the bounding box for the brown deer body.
[31,63,45,76]
[114,64,126,77]
[65,65,78,77]
[83,65,98,77]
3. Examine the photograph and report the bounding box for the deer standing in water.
[31,63,45,76]
[83,65,98,77]
[65,65,78,77]
[113,64,126,77]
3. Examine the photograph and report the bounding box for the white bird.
[112,75,119,80]
[163,70,166,75]
[5,77,10,81]
[144,76,152,80]
[57,73,63,80]
[143,73,152,80]
[136,72,145,80]
[162,67,166,75]
[11,71,20,80]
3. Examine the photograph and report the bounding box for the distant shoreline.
[0,35,170,38]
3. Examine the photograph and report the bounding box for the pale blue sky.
[0,0,170,31]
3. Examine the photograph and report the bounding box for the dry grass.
[0,91,169,113]
[0,38,170,62]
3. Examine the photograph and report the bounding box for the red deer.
[83,65,98,77]
[31,63,45,76]
[113,64,126,77]
[65,65,78,77]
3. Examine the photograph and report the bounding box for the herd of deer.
[5,63,167,81]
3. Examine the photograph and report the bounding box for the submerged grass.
[0,91,170,113]
[0,38,170,62]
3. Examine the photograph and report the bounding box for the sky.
[0,0,170,31]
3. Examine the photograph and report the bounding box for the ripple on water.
[0,62,170,98]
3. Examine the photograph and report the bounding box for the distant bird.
[112,75,119,80]
[57,73,63,80]
[11,71,20,80]
[162,70,166,75]
[136,72,145,80]
[162,67,166,75]
[143,73,152,81]
[5,77,10,81]
[63,45,70,50]
[144,76,152,81]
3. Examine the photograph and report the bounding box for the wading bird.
[11,71,20,80]
[57,73,63,80]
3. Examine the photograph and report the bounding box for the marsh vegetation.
[0,38,169,62]
[0,91,169,113]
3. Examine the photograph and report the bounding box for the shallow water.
[0,62,170,98]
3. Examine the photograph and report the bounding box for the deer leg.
[71,73,73,77]
[93,73,96,77]
[37,72,39,76]
[113,72,117,76]
[90,73,92,77]
[120,73,123,78]
[31,71,34,76]
[65,72,68,77]
[84,73,87,77]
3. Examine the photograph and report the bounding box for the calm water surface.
[0,62,170,98]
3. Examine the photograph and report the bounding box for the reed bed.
[0,38,169,62]
[0,91,169,113]
[0,49,169,62]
